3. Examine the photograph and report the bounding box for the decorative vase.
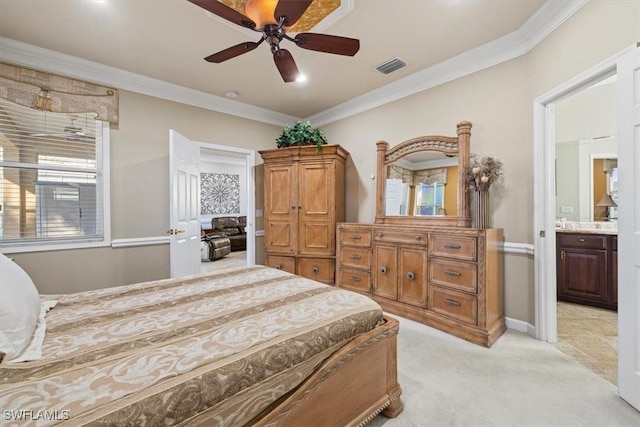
[471,190,490,228]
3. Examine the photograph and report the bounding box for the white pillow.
[0,254,41,362]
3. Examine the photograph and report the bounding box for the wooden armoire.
[259,145,348,285]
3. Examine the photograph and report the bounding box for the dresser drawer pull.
[350,254,362,260]
[380,266,387,274]
[415,235,421,241]
[312,266,319,274]
[377,233,383,238]
[579,238,585,242]
[350,235,362,240]
[444,270,461,277]
[444,243,461,249]
[444,298,461,307]
[350,276,361,283]
[275,264,281,270]
[406,271,415,280]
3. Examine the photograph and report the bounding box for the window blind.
[0,98,104,246]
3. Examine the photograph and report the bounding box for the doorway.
[552,78,618,385]
[534,44,640,410]
[198,142,256,272]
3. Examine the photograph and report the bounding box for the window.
[415,182,445,216]
[0,98,109,251]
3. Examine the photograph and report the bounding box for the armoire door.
[297,161,335,256]
[264,163,296,255]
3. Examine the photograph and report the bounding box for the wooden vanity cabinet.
[337,223,505,347]
[260,145,348,285]
[556,232,617,310]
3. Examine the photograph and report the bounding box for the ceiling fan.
[188,0,360,82]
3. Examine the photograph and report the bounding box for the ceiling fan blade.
[273,49,299,83]
[294,33,360,56]
[274,0,313,27]
[205,41,262,63]
[188,0,256,29]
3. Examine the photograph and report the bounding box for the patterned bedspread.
[0,265,383,426]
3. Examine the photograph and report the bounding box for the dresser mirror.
[375,121,472,227]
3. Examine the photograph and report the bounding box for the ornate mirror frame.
[375,121,472,227]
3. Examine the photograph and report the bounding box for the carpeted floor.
[367,315,640,427]
[201,250,247,272]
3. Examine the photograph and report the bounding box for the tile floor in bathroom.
[554,301,618,385]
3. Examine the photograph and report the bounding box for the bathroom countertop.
[555,221,617,235]
[555,227,617,235]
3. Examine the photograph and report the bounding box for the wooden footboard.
[250,315,404,427]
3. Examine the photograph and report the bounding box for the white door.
[169,130,201,278]
[616,44,640,411]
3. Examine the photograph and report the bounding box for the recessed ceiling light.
[225,91,239,99]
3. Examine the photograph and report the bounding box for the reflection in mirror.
[375,121,472,227]
[384,152,458,216]
[555,137,616,222]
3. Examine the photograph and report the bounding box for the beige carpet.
[201,250,247,273]
[368,316,640,427]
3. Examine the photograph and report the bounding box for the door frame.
[533,45,637,399]
[198,142,256,266]
[533,45,632,342]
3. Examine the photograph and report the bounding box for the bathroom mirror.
[375,121,472,227]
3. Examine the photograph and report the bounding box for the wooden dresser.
[259,145,348,285]
[337,223,505,347]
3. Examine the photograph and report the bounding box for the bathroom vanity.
[556,224,617,311]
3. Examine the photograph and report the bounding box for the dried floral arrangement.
[467,154,503,191]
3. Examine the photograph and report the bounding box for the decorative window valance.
[388,165,447,186]
[0,62,119,125]
[414,168,447,186]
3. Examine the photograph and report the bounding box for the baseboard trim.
[505,316,536,336]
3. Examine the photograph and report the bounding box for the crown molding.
[306,0,588,126]
[0,37,298,127]
[0,1,586,128]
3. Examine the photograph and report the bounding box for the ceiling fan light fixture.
[244,0,279,29]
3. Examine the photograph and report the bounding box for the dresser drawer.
[339,228,372,247]
[297,258,335,284]
[430,258,477,293]
[429,285,478,325]
[339,246,371,269]
[373,229,429,246]
[557,233,606,250]
[429,235,477,261]
[338,268,371,293]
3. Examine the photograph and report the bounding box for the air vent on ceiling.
[376,57,407,75]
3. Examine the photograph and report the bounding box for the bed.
[0,261,403,426]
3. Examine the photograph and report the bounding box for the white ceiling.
[0,1,580,126]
